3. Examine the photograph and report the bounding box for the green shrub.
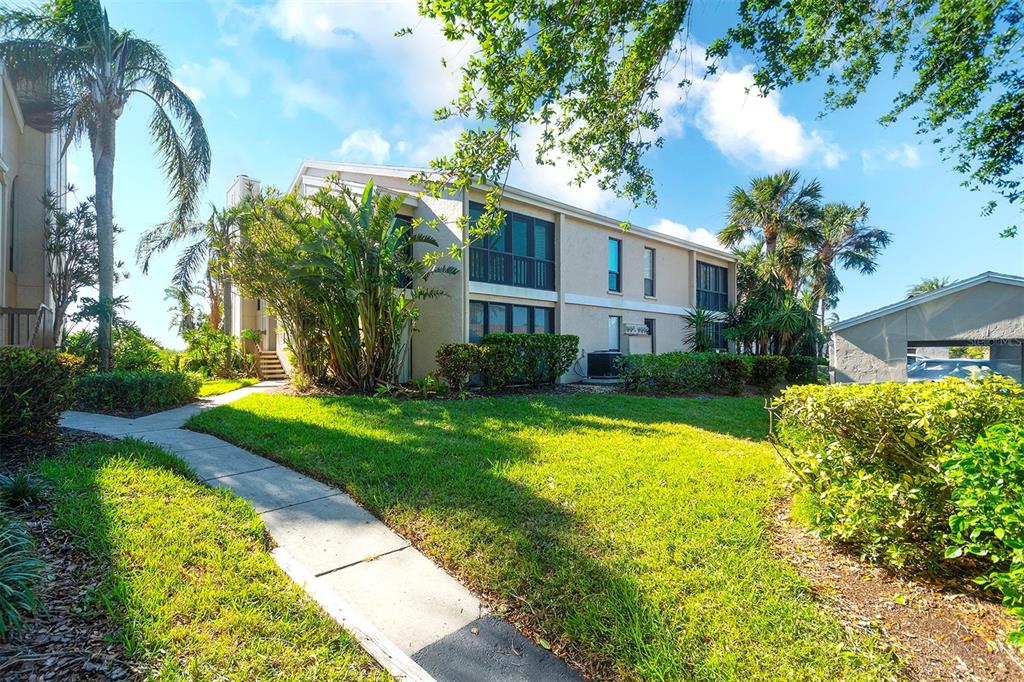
[63,323,164,372]
[480,333,579,385]
[478,344,517,390]
[435,343,482,393]
[945,423,1024,643]
[181,323,255,378]
[785,355,818,385]
[772,376,1024,569]
[0,347,76,442]
[617,352,721,393]
[0,511,44,638]
[76,370,202,413]
[751,355,789,392]
[717,354,751,395]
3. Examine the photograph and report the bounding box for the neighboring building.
[227,162,737,382]
[831,272,1024,383]
[0,67,66,348]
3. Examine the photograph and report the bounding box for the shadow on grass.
[188,393,892,680]
[33,439,386,680]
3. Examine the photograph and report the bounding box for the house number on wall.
[624,323,650,336]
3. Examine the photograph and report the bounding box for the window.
[644,317,656,354]
[696,261,729,312]
[706,321,727,350]
[469,300,555,342]
[608,238,622,292]
[468,202,555,290]
[607,315,621,351]
[643,247,655,297]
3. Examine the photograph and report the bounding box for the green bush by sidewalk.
[75,370,201,413]
[35,440,386,679]
[0,347,77,442]
[772,375,1024,570]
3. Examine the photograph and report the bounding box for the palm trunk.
[92,118,116,371]
[222,276,233,336]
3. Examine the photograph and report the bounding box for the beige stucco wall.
[406,190,466,378]
[237,165,736,381]
[832,281,1024,383]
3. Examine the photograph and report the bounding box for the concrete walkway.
[61,383,582,682]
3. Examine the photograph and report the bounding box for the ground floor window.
[707,321,727,350]
[644,317,656,354]
[608,315,621,351]
[469,300,555,342]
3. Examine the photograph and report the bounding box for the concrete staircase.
[257,350,288,381]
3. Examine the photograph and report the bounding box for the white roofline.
[292,160,736,261]
[832,271,1024,331]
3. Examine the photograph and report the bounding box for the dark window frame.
[643,246,656,297]
[468,202,555,291]
[608,237,622,292]
[707,320,727,350]
[644,317,656,354]
[469,300,555,343]
[696,260,729,312]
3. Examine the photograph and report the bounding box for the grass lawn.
[35,440,388,681]
[198,377,258,397]
[189,393,900,680]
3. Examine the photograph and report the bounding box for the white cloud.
[647,218,721,249]
[266,0,472,114]
[175,58,251,103]
[690,66,844,169]
[861,143,922,173]
[277,77,347,125]
[404,125,465,166]
[336,129,391,164]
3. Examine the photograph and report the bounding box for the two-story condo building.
[227,162,737,382]
[0,68,66,348]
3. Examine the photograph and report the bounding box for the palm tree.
[0,1,210,369]
[806,202,891,332]
[164,285,201,338]
[137,206,242,335]
[719,170,822,258]
[907,276,951,297]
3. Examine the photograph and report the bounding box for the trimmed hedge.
[434,334,579,393]
[76,370,202,413]
[750,355,789,392]
[481,333,579,386]
[0,348,76,442]
[785,355,818,385]
[618,352,798,395]
[772,375,1024,570]
[435,343,480,392]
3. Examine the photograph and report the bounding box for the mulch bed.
[0,507,143,681]
[1,429,113,475]
[1,429,145,681]
[772,502,1024,681]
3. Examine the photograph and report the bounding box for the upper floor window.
[643,247,655,297]
[608,237,622,292]
[468,202,555,291]
[395,214,413,288]
[696,261,729,312]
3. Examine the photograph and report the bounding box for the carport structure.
[831,272,1024,383]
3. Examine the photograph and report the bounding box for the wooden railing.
[0,304,52,348]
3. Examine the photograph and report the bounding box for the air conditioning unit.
[587,351,621,378]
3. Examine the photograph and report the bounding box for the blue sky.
[68,0,1023,348]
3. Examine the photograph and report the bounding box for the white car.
[907,358,993,382]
